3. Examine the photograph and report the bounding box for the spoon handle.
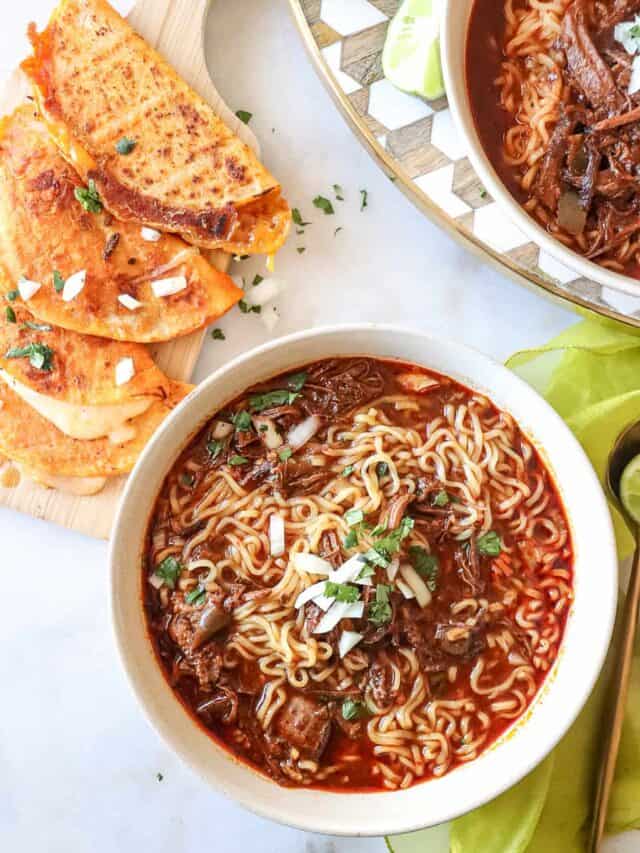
[588,541,640,852]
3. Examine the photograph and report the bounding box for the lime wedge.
[382,0,445,101]
[620,453,640,523]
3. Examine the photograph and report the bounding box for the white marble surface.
[0,1,634,851]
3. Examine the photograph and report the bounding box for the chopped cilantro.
[432,490,449,507]
[363,548,390,569]
[286,371,307,391]
[342,699,368,721]
[343,529,359,549]
[408,546,439,591]
[368,583,392,625]
[155,556,182,589]
[180,472,195,487]
[324,581,360,603]
[6,290,19,302]
[376,461,389,478]
[477,530,502,556]
[235,110,253,124]
[211,328,225,340]
[249,389,298,412]
[631,23,640,38]
[357,563,375,580]
[185,586,206,606]
[229,455,249,466]
[74,180,103,213]
[313,195,334,215]
[116,136,136,155]
[5,306,15,323]
[278,447,293,462]
[292,208,310,227]
[156,773,164,782]
[232,410,252,431]
[360,189,368,211]
[297,247,306,254]
[53,270,65,293]
[373,517,414,558]
[206,439,224,459]
[5,342,54,371]
[333,184,344,201]
[342,464,354,476]
[334,226,343,236]
[238,300,261,314]
[252,274,264,287]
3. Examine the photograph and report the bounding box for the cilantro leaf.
[53,270,65,293]
[324,581,360,603]
[211,328,225,340]
[155,556,182,589]
[5,342,54,371]
[432,490,449,507]
[368,583,392,625]
[292,208,310,227]
[477,530,502,556]
[235,110,253,124]
[408,546,439,591]
[74,180,103,213]
[342,699,369,720]
[229,455,249,466]
[249,389,298,412]
[5,306,15,323]
[185,586,206,606]
[313,195,334,215]
[360,189,368,211]
[278,447,293,462]
[116,137,136,155]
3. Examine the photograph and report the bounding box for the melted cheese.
[19,465,107,495]
[0,369,151,440]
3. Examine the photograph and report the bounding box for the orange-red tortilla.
[0,106,243,342]
[22,0,291,255]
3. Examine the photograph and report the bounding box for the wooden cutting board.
[0,0,259,539]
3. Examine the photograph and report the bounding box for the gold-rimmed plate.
[288,0,640,330]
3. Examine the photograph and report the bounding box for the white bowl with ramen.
[110,324,616,836]
[441,0,640,296]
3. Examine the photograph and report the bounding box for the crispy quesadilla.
[0,307,191,480]
[0,106,243,342]
[22,0,291,255]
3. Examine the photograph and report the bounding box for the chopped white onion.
[246,276,285,308]
[386,557,400,582]
[253,415,282,449]
[311,592,335,612]
[287,414,321,450]
[151,275,187,297]
[269,513,285,557]
[148,573,164,589]
[118,293,143,310]
[115,357,135,387]
[294,579,331,610]
[211,421,234,440]
[331,555,367,585]
[615,16,640,54]
[18,277,41,301]
[261,307,280,332]
[396,578,416,600]
[292,553,333,576]
[338,630,363,658]
[141,226,162,242]
[631,55,640,94]
[399,563,432,608]
[62,270,86,302]
[313,600,363,634]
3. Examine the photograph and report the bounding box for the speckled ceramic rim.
[110,324,617,836]
[286,0,640,329]
[442,0,640,299]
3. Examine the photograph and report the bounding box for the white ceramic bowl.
[441,0,640,298]
[110,324,617,836]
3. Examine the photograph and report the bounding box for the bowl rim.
[440,0,640,298]
[110,322,617,836]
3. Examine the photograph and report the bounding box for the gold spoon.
[588,420,640,852]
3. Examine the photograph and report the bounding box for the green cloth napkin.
[387,320,640,853]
